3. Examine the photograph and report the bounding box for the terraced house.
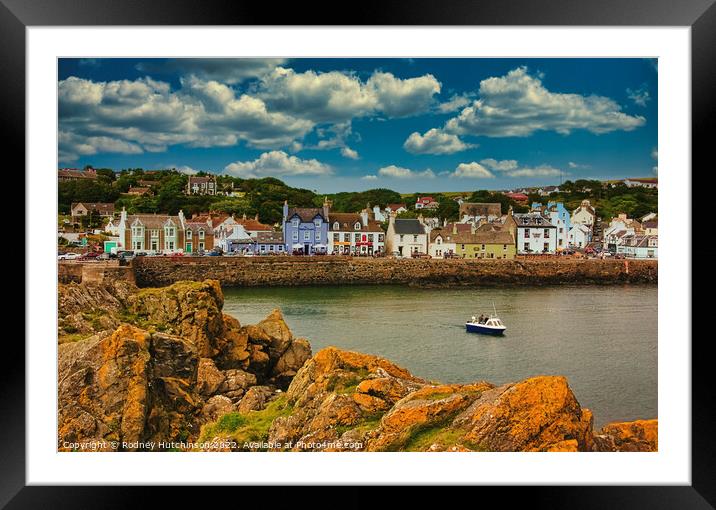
[452,227,516,259]
[328,211,385,255]
[117,208,213,253]
[282,199,330,254]
[514,212,557,254]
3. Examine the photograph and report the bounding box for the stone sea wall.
[131,256,657,288]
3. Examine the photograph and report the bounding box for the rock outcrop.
[58,279,657,452]
[57,279,311,451]
[593,419,658,452]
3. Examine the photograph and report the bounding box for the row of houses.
[82,195,656,258]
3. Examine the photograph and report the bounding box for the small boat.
[465,303,506,335]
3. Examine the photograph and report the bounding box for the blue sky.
[58,58,657,193]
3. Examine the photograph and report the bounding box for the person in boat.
[478,314,485,324]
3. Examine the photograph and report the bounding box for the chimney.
[242,213,247,220]
[418,213,424,225]
[178,209,185,226]
[282,200,289,222]
[254,213,259,221]
[452,223,457,234]
[360,209,369,227]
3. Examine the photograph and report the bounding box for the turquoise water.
[223,284,657,427]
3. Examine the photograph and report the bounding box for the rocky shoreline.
[58,279,658,452]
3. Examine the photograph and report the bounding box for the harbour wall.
[126,257,657,288]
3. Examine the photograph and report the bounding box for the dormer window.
[186,229,192,239]
[333,222,340,230]
[354,222,361,230]
[291,218,299,227]
[199,230,205,239]
[314,218,322,228]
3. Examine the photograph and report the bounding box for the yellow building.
[453,230,516,259]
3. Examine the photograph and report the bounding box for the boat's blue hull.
[465,323,506,335]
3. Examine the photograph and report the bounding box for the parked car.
[79,251,101,260]
[205,250,222,257]
[58,252,80,260]
[97,252,111,260]
[410,252,431,259]
[117,251,135,261]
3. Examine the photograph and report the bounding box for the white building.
[215,223,253,253]
[385,214,428,256]
[104,217,120,236]
[617,234,658,258]
[568,224,592,248]
[514,213,558,254]
[428,227,458,258]
[328,211,385,255]
[572,199,596,229]
[623,178,658,189]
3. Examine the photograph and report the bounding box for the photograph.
[56,56,659,454]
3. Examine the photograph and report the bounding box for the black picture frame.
[6,0,707,505]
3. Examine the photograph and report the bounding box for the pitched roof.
[71,202,115,215]
[188,175,216,184]
[58,168,97,179]
[453,230,515,245]
[393,218,425,235]
[459,202,502,218]
[127,187,152,194]
[386,203,407,211]
[444,222,473,234]
[256,231,284,244]
[128,214,182,229]
[237,218,273,231]
[287,207,327,222]
[513,213,555,228]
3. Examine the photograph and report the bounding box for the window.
[503,244,507,250]
[132,240,143,250]
[199,230,205,239]
[292,218,299,227]
[400,235,404,242]
[333,222,339,230]
[543,242,549,252]
[481,244,485,250]
[132,226,143,237]
[343,233,350,242]
[413,235,418,242]
[436,237,442,245]
[354,233,360,242]
[368,234,374,242]
[544,229,550,238]
[314,219,322,228]
[333,233,340,242]
[303,231,310,241]
[278,245,284,251]
[316,231,321,241]
[524,229,529,238]
[292,232,298,241]
[354,222,361,230]
[524,243,529,251]
[165,227,175,238]
[199,242,204,250]
[151,229,159,238]
[269,245,274,251]
[378,234,384,242]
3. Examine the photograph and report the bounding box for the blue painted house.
[532,201,571,250]
[282,199,330,254]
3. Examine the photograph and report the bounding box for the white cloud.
[377,165,435,179]
[452,162,495,179]
[438,67,645,138]
[403,128,474,155]
[568,161,590,169]
[341,147,360,160]
[361,174,378,180]
[136,58,287,84]
[257,67,440,124]
[437,93,473,113]
[651,147,658,174]
[479,158,518,172]
[176,165,199,175]
[59,130,143,161]
[480,158,563,178]
[223,151,332,178]
[58,75,315,162]
[627,85,651,107]
[366,72,441,117]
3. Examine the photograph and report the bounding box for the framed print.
[7,0,708,505]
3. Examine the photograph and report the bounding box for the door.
[185,242,192,253]
[304,243,310,254]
